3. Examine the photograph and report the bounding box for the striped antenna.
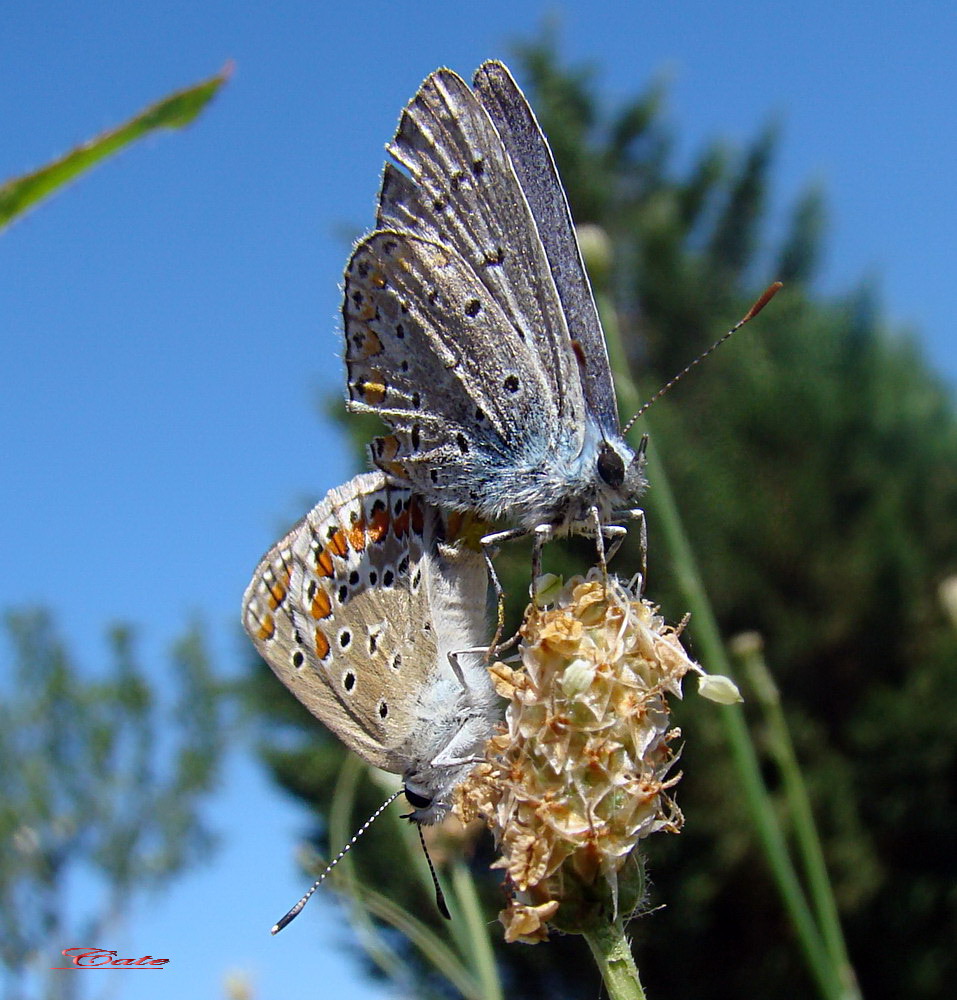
[417,822,451,920]
[271,788,404,934]
[622,281,783,435]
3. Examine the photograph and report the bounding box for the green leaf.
[0,62,232,231]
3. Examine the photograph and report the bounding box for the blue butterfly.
[343,61,643,562]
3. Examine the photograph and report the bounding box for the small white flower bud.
[697,673,744,704]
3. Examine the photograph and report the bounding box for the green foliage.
[0,64,230,231]
[777,185,826,285]
[0,610,227,991]
[252,34,957,1000]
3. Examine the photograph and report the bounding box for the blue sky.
[3,2,955,997]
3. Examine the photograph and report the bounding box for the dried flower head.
[457,570,733,942]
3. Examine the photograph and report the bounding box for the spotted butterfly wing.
[242,471,499,822]
[343,63,643,533]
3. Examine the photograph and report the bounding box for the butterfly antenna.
[271,788,404,935]
[622,281,783,435]
[416,822,452,920]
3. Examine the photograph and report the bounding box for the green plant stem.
[582,916,646,1000]
[329,756,410,986]
[450,859,503,1000]
[643,438,841,1000]
[352,881,484,1000]
[600,294,844,1000]
[328,759,484,1000]
[737,642,861,1000]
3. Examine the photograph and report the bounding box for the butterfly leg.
[484,549,507,654]
[480,525,529,550]
[531,523,554,594]
[430,751,487,768]
[586,506,612,581]
[610,506,647,592]
[603,525,628,564]
[588,507,641,584]
[480,525,531,655]
[447,647,492,691]
[481,523,556,598]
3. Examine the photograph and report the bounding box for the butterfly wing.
[345,232,557,514]
[242,472,492,775]
[472,60,620,434]
[243,473,423,770]
[344,67,590,515]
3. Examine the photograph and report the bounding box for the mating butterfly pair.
[243,60,645,832]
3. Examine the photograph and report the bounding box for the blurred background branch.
[0,611,229,1000]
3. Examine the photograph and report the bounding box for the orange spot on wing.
[315,548,334,577]
[257,614,275,641]
[266,578,287,610]
[310,588,332,620]
[356,369,387,404]
[328,530,349,558]
[377,435,400,461]
[381,460,408,478]
[367,505,390,543]
[363,381,386,405]
[373,438,408,480]
[358,331,383,357]
[393,506,410,538]
[347,518,367,552]
[314,628,330,660]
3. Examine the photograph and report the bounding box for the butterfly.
[342,61,644,557]
[242,471,500,827]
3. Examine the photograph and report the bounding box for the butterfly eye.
[597,443,625,489]
[404,788,432,810]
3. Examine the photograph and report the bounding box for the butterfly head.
[509,429,647,534]
[402,783,449,826]
[401,753,480,825]
[592,435,646,515]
